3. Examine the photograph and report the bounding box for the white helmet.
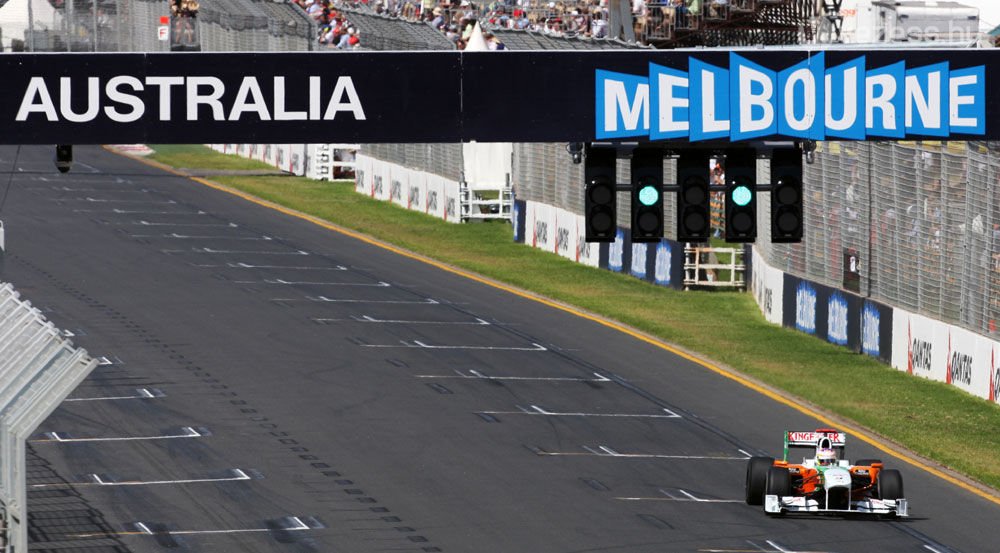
[816,447,837,467]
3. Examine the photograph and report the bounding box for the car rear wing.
[783,429,846,462]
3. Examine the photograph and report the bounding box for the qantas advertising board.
[1,50,997,144]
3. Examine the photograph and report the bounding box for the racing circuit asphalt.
[1,144,998,553]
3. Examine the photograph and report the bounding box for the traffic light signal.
[770,148,804,243]
[630,148,663,243]
[725,149,756,243]
[54,145,73,173]
[584,146,617,243]
[676,151,711,242]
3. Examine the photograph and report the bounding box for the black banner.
[512,199,526,244]
[0,53,462,144]
[862,299,894,364]
[782,272,868,354]
[1,50,998,144]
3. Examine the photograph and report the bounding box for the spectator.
[711,161,724,185]
[431,6,446,28]
[306,0,324,19]
[670,0,687,28]
[708,0,726,18]
[591,8,607,37]
[337,26,356,48]
[484,31,506,48]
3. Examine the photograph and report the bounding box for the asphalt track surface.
[1,144,998,553]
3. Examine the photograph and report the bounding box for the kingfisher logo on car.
[595,52,986,142]
[787,431,845,445]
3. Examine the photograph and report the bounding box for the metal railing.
[0,283,98,553]
[684,245,746,289]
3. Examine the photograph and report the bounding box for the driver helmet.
[816,447,837,467]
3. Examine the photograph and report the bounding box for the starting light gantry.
[0,49,995,245]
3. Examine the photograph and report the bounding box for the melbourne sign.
[0,50,997,144]
[596,52,986,142]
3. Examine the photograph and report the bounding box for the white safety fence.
[891,307,1000,402]
[207,143,358,180]
[354,154,462,223]
[0,282,98,552]
[751,246,785,327]
[522,200,600,267]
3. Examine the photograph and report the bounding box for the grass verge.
[149,145,1000,493]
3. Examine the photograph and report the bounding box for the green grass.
[150,144,1000,492]
[148,144,275,171]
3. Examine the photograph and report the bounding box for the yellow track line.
[118,148,1000,508]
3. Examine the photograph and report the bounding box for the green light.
[731,185,753,207]
[638,185,660,207]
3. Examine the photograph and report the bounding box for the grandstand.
[0,0,314,52]
[640,0,816,47]
[333,0,814,50]
[338,5,454,50]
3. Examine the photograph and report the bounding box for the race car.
[745,428,908,517]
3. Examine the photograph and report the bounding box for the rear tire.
[745,456,773,505]
[878,469,904,500]
[855,458,882,466]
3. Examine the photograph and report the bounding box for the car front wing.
[764,494,908,517]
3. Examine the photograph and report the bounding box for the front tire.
[878,469,904,500]
[764,467,791,516]
[765,467,792,497]
[745,456,773,505]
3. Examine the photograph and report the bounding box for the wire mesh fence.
[754,141,1000,337]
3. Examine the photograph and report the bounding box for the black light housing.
[724,149,757,243]
[584,146,617,243]
[630,148,664,243]
[676,151,711,243]
[770,148,804,243]
[54,145,72,173]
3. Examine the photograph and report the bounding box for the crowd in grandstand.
[298,0,738,49]
[294,0,363,48]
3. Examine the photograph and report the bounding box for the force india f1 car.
[745,428,908,517]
